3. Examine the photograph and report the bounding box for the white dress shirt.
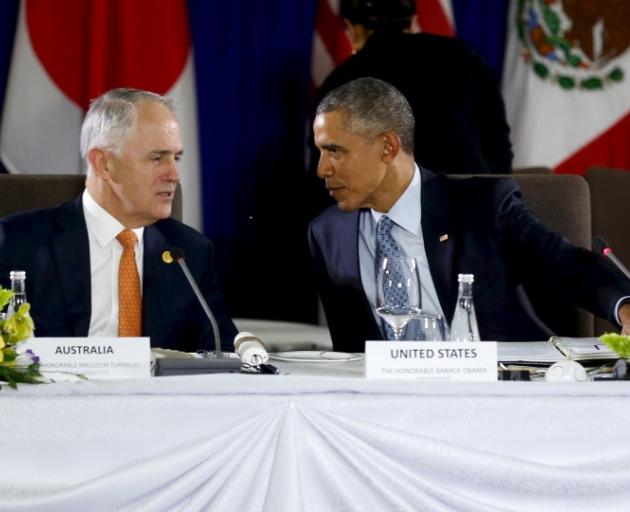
[82,190,144,337]
[359,165,447,335]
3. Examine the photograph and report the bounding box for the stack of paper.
[497,342,565,365]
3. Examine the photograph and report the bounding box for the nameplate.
[365,341,497,381]
[21,337,151,380]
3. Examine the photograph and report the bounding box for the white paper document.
[497,341,565,364]
[550,337,619,360]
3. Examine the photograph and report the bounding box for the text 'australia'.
[55,345,114,355]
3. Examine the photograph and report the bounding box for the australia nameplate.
[365,341,497,381]
[20,337,151,380]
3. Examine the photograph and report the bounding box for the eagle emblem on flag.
[515,0,629,90]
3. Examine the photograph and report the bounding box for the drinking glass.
[376,256,421,341]
[411,313,446,341]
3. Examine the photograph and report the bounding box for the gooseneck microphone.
[162,247,224,358]
[593,236,630,280]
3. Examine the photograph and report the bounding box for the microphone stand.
[175,258,223,358]
[593,236,630,280]
[155,249,241,375]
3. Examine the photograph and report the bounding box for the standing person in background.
[0,88,237,352]
[313,0,513,177]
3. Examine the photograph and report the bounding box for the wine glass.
[376,256,421,340]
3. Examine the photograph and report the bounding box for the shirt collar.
[82,190,144,248]
[371,163,421,236]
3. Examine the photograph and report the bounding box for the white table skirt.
[1,376,630,511]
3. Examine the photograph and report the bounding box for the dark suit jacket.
[314,32,513,175]
[308,168,630,352]
[0,197,237,352]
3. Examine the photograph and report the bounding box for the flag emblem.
[515,0,629,91]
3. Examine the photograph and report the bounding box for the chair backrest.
[585,166,630,335]
[585,167,630,267]
[0,174,182,221]
[512,166,553,174]
[513,174,593,337]
[454,173,593,337]
[513,174,591,248]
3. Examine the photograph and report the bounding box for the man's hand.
[620,303,630,336]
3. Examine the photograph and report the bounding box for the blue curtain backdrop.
[0,0,510,323]
[0,0,19,173]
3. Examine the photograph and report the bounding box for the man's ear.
[87,148,111,181]
[381,131,401,163]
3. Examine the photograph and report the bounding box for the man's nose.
[165,156,180,181]
[317,152,332,179]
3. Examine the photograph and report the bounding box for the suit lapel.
[51,198,91,336]
[420,168,457,323]
[337,210,363,288]
[142,224,172,343]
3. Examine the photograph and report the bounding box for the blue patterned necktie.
[375,216,409,340]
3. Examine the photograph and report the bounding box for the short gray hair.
[80,88,175,162]
[316,77,415,154]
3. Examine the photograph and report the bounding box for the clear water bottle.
[7,270,27,316]
[449,273,480,342]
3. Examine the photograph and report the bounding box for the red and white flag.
[0,0,202,229]
[502,0,630,174]
[311,0,455,88]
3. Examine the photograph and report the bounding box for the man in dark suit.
[0,88,236,352]
[314,0,512,175]
[308,78,630,353]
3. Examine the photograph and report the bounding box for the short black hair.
[340,0,416,31]
[316,77,415,155]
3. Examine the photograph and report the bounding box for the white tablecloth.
[1,374,630,511]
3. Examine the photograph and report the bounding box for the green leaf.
[600,333,630,359]
[609,67,624,82]
[566,54,582,68]
[3,304,34,344]
[581,77,603,90]
[558,75,575,89]
[542,7,560,35]
[0,364,43,389]
[533,62,549,79]
[0,288,12,310]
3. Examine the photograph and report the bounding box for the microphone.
[593,236,630,280]
[162,247,225,358]
[234,331,269,366]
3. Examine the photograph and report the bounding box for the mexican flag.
[502,0,630,174]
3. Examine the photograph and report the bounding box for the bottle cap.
[457,273,474,283]
[9,270,26,280]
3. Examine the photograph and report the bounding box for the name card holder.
[365,341,497,381]
[21,337,151,380]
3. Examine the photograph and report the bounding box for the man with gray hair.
[0,88,237,352]
[309,77,630,352]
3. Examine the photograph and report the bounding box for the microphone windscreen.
[592,236,610,255]
[234,331,269,365]
[170,246,186,260]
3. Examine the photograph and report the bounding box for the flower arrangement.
[0,287,42,389]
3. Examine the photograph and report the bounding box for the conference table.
[1,356,630,511]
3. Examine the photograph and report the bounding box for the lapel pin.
[439,234,449,243]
